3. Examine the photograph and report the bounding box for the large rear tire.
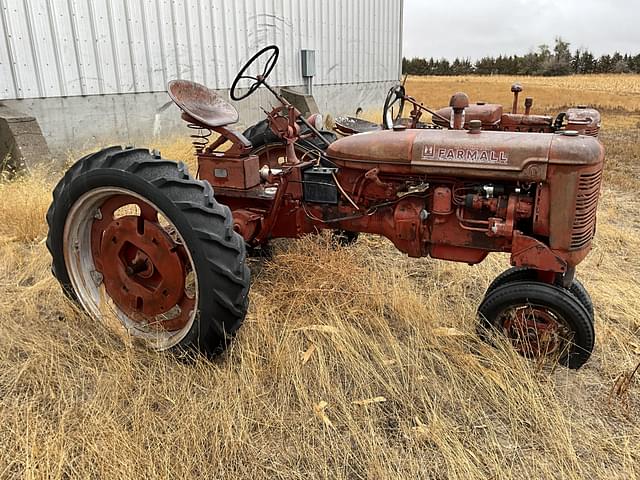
[46,146,250,356]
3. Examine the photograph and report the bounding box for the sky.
[402,0,640,61]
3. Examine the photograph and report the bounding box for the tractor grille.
[584,125,600,137]
[570,170,602,250]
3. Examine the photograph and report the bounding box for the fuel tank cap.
[561,130,579,137]
[393,124,407,131]
[468,119,482,134]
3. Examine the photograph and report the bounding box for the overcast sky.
[403,0,640,61]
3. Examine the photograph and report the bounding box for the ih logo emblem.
[422,145,509,164]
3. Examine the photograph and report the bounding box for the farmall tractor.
[47,46,604,369]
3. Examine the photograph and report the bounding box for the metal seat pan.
[167,80,239,128]
[334,116,381,135]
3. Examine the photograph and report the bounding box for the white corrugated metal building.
[0,0,403,152]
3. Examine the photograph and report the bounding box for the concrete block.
[0,103,52,174]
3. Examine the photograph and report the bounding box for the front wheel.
[485,267,594,319]
[46,146,250,356]
[478,281,595,369]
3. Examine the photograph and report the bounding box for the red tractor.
[47,46,604,368]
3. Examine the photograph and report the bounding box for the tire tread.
[46,146,250,356]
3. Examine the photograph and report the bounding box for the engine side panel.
[410,130,550,182]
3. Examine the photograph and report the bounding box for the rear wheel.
[46,146,250,356]
[243,124,356,247]
[485,266,594,319]
[478,281,595,369]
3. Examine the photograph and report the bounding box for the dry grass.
[405,74,640,113]
[1,77,640,479]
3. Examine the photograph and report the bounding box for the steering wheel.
[382,85,406,129]
[553,112,567,131]
[230,45,280,101]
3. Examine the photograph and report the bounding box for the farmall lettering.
[422,145,509,165]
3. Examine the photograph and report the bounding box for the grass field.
[1,75,639,479]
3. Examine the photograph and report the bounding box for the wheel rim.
[498,304,573,359]
[63,187,198,350]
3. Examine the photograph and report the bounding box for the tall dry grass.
[0,77,639,479]
[405,74,640,113]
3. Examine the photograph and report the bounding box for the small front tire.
[478,281,595,369]
[485,267,594,319]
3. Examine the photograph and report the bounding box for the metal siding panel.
[136,0,154,92]
[85,0,106,94]
[247,0,260,51]
[397,0,402,76]
[346,0,353,83]
[380,0,385,81]
[219,0,233,87]
[184,0,200,83]
[44,0,68,96]
[212,0,229,88]
[54,0,83,96]
[2,0,39,98]
[271,0,282,87]
[0,1,15,98]
[107,0,134,93]
[320,0,328,84]
[196,0,208,86]
[0,0,402,100]
[331,0,338,83]
[143,0,165,91]
[375,0,382,82]
[170,0,186,79]
[315,0,324,84]
[70,0,103,95]
[367,0,373,82]
[0,0,17,98]
[123,0,144,92]
[208,0,222,88]
[233,0,247,84]
[369,0,376,82]
[26,0,59,97]
[65,0,86,95]
[23,1,45,96]
[286,0,296,84]
[47,0,78,96]
[376,0,382,82]
[157,0,175,83]
[91,0,119,93]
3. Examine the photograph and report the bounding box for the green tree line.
[403,38,640,76]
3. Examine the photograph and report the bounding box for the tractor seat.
[167,80,239,129]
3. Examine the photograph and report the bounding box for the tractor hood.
[326,129,603,182]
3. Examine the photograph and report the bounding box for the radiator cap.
[468,119,482,134]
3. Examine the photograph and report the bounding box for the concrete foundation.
[0,103,52,173]
[3,81,395,157]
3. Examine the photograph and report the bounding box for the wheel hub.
[501,306,568,358]
[90,195,195,331]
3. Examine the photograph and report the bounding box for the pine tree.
[400,39,637,76]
